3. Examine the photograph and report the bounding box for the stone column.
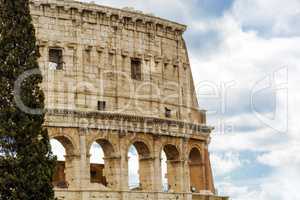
[182,138,191,193]
[103,156,122,190]
[204,146,215,193]
[139,157,154,191]
[64,154,81,189]
[167,160,185,192]
[79,131,90,189]
[189,161,204,192]
[183,160,191,193]
[119,137,129,191]
[153,139,162,192]
[119,136,129,200]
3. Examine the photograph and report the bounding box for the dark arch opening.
[132,141,150,158]
[163,144,180,160]
[89,139,115,187]
[161,144,180,192]
[189,147,203,193]
[128,141,152,190]
[50,136,75,189]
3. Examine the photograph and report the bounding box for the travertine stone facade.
[29,0,228,200]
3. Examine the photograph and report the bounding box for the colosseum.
[29,0,228,200]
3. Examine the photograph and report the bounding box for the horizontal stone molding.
[45,109,213,139]
[53,189,229,200]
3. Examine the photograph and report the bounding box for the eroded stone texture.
[29,0,228,199]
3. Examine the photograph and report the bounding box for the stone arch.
[189,147,204,193]
[50,135,76,189]
[93,138,115,157]
[86,134,117,156]
[131,141,151,158]
[51,135,75,156]
[126,135,154,158]
[89,138,118,189]
[160,144,182,193]
[127,140,153,191]
[163,144,180,161]
[189,147,202,162]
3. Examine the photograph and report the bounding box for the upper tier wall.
[30,0,204,124]
[30,0,187,34]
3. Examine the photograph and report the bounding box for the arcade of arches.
[49,127,215,195]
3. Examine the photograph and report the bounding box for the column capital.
[167,159,185,164]
[140,156,155,161]
[104,155,122,160]
[64,154,81,159]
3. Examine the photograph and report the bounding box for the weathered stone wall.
[28,0,228,200]
[30,0,202,123]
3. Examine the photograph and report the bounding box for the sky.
[53,0,300,199]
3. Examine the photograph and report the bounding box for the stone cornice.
[45,109,214,139]
[29,0,187,35]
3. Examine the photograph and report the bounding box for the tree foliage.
[0,0,56,199]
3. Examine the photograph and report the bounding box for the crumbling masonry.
[29,0,228,200]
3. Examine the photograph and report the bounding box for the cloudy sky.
[53,0,300,199]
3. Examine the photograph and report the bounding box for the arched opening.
[189,148,203,193]
[50,136,74,188]
[89,139,115,187]
[128,141,152,191]
[162,144,180,192]
[51,139,66,161]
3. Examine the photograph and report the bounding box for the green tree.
[0,0,56,199]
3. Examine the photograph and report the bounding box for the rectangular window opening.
[49,48,63,70]
[97,101,106,111]
[131,58,142,80]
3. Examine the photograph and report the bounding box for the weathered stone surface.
[29,0,228,199]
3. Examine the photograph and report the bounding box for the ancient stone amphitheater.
[29,0,228,200]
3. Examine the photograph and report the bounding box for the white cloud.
[258,167,300,200]
[188,2,300,199]
[257,142,300,167]
[232,0,300,37]
[211,152,246,176]
[191,16,300,85]
[216,181,260,200]
[189,0,300,151]
[210,127,285,152]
